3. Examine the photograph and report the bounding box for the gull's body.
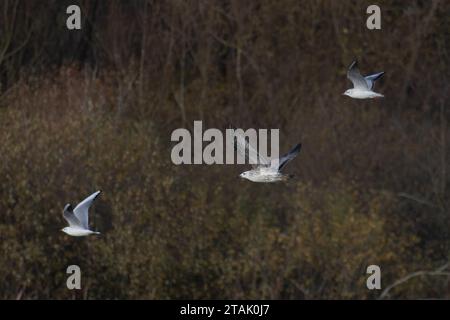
[343,60,384,99]
[62,227,99,237]
[344,88,384,99]
[239,167,291,183]
[233,130,301,183]
[62,191,101,237]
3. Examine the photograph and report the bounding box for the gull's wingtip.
[349,60,357,69]
[91,190,102,199]
[292,143,302,154]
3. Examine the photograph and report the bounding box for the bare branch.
[379,262,450,299]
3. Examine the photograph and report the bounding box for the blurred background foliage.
[0,0,449,299]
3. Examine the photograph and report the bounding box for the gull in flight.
[233,131,302,183]
[62,191,101,237]
[343,60,385,99]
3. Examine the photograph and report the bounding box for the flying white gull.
[343,60,385,99]
[234,131,302,183]
[62,191,101,237]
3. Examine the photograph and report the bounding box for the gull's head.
[61,227,70,234]
[343,89,352,96]
[239,171,250,180]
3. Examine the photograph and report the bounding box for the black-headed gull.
[234,131,302,183]
[343,60,384,99]
[62,191,101,237]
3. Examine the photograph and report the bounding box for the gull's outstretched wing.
[63,204,81,228]
[73,191,101,229]
[347,60,369,90]
[272,143,301,171]
[232,129,270,167]
[364,72,385,90]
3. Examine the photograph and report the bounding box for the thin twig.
[379,262,450,299]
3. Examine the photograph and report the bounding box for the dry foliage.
[0,0,448,299]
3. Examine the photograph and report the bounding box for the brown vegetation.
[0,0,449,299]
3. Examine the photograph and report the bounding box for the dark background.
[0,0,448,299]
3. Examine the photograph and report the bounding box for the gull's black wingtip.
[293,143,302,153]
[288,143,302,156]
[94,190,102,199]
